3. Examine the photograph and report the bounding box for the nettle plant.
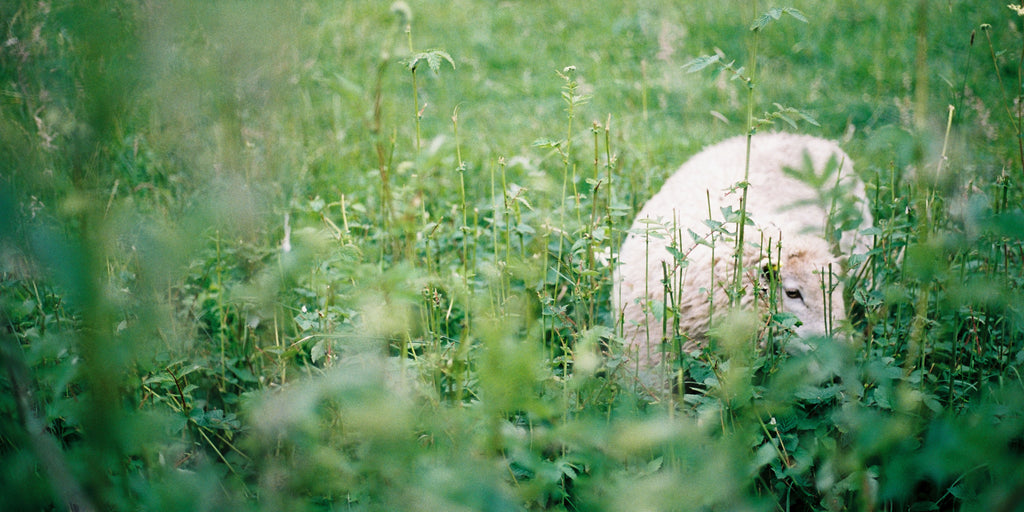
[3,2,1024,511]
[628,4,1024,511]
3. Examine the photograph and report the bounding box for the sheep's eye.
[784,289,802,300]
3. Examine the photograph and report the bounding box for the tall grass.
[2,1,1024,511]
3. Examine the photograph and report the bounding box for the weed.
[1,1,1023,511]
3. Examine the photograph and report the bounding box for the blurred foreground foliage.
[2,1,1024,511]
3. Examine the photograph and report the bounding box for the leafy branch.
[681,5,812,309]
[408,49,456,74]
[406,46,456,152]
[756,103,820,130]
[683,49,750,84]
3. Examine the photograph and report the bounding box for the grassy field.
[3,1,1024,510]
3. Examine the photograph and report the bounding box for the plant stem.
[453,106,472,367]
[913,0,930,130]
[733,2,760,308]
[407,24,422,154]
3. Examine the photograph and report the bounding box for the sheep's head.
[762,236,846,339]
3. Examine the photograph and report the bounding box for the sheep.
[612,132,872,371]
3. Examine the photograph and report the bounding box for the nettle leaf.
[532,137,563,149]
[665,244,690,264]
[408,49,455,73]
[310,338,327,363]
[775,111,798,129]
[683,54,720,73]
[561,90,591,105]
[796,109,820,126]
[782,7,809,23]
[761,104,820,130]
[751,7,808,31]
[771,103,820,127]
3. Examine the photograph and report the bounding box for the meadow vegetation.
[2,1,1024,510]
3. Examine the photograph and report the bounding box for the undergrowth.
[2,1,1024,511]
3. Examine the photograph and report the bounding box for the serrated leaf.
[750,14,774,31]
[797,110,820,126]
[683,54,720,73]
[776,112,798,129]
[409,49,455,73]
[751,7,808,31]
[514,195,534,210]
[310,338,327,363]
[532,137,563,148]
[665,245,688,263]
[783,7,809,23]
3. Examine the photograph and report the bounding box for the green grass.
[2,1,1024,511]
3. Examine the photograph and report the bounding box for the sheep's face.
[771,239,845,338]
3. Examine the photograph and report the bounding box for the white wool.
[612,132,872,369]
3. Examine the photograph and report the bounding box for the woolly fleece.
[613,132,872,369]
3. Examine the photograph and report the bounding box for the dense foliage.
[2,1,1023,510]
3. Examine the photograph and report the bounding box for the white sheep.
[612,132,872,370]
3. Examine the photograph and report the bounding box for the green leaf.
[408,49,456,73]
[776,111,798,129]
[310,338,327,363]
[796,109,820,126]
[683,54,720,73]
[228,363,257,383]
[514,223,535,235]
[665,245,689,264]
[751,7,808,31]
[531,137,563,148]
[308,196,326,212]
[753,441,779,469]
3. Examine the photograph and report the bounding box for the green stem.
[733,3,760,308]
[407,25,421,153]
